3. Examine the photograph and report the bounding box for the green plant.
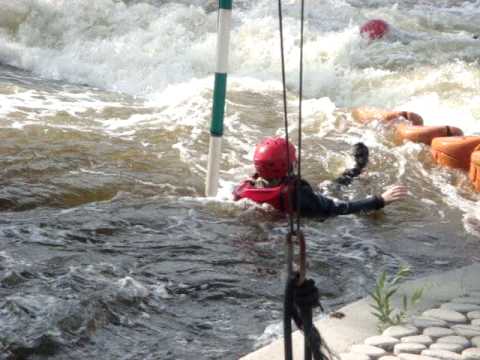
[370,265,424,332]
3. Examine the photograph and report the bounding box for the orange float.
[352,107,479,192]
[394,124,463,145]
[352,107,423,126]
[470,144,480,192]
[431,136,480,171]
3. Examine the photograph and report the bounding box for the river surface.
[0,0,479,359]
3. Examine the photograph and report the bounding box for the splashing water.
[0,0,479,358]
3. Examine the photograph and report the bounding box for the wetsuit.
[293,177,384,218]
[234,175,385,219]
[334,142,369,186]
[234,142,383,218]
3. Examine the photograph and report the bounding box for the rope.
[283,272,296,360]
[446,126,452,137]
[296,11,313,355]
[284,274,330,360]
[277,0,295,236]
[296,0,305,234]
[276,2,330,360]
[276,2,298,359]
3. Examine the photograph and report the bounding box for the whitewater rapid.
[0,1,479,359]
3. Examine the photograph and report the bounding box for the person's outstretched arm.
[334,142,369,186]
[296,180,408,218]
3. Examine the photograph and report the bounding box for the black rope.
[296,5,314,353]
[296,0,305,234]
[277,2,331,360]
[277,0,295,236]
[277,2,297,359]
[284,273,296,360]
[284,274,330,360]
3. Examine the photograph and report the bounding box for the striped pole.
[205,0,232,197]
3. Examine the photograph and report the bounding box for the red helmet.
[360,19,390,40]
[253,137,296,180]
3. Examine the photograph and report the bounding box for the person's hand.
[353,142,369,169]
[381,185,409,205]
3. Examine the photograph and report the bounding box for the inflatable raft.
[470,145,480,192]
[394,124,463,145]
[352,107,480,192]
[431,136,480,171]
[352,107,423,126]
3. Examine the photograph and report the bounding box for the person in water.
[233,137,408,218]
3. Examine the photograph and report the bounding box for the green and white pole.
[205,0,232,197]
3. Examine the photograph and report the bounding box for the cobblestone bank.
[340,291,480,360]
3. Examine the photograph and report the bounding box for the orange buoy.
[394,124,463,145]
[470,145,480,192]
[431,136,480,171]
[352,107,423,126]
[360,19,390,40]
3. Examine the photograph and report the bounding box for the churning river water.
[0,0,480,359]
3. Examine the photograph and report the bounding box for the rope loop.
[285,231,306,284]
[284,273,329,360]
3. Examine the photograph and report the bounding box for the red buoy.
[360,19,390,40]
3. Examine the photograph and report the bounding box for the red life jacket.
[233,180,292,212]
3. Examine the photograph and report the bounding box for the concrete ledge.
[240,263,480,359]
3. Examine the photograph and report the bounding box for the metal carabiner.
[285,230,306,285]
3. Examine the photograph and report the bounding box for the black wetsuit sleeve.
[334,142,369,186]
[295,179,385,218]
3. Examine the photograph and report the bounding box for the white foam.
[0,0,478,119]
[0,0,217,95]
[0,0,479,236]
